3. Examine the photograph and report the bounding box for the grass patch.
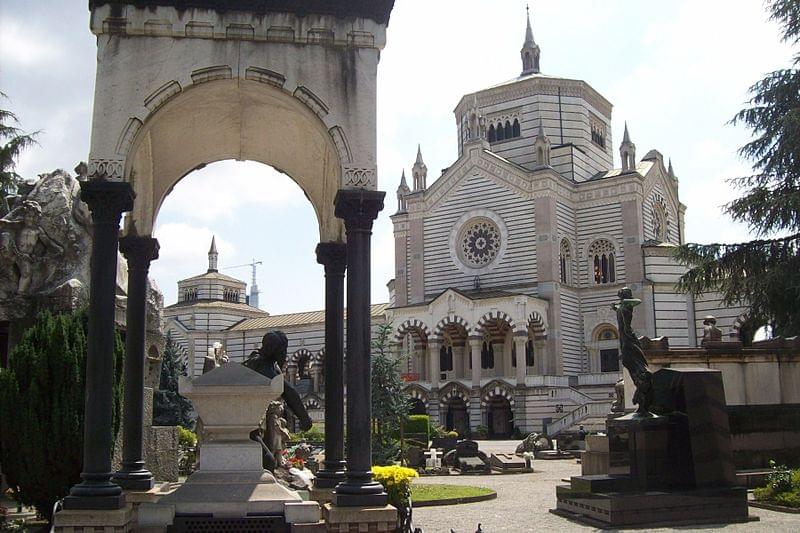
[411,483,495,504]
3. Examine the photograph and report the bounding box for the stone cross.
[424,447,443,469]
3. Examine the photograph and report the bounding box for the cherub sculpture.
[611,287,653,415]
[266,401,291,469]
[0,200,63,294]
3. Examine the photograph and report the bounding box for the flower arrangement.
[372,465,418,507]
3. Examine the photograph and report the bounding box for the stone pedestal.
[323,503,397,533]
[53,505,133,533]
[553,368,751,528]
[136,363,322,530]
[580,434,609,476]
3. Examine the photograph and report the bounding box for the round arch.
[123,78,346,241]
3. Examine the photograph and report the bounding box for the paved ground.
[412,440,800,533]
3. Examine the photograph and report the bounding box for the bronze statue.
[701,315,723,345]
[243,330,313,471]
[611,287,652,415]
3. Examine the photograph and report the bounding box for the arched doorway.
[487,397,513,439]
[409,398,427,416]
[443,397,469,437]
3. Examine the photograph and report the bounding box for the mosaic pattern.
[459,218,501,267]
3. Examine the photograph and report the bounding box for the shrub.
[0,309,124,522]
[178,427,197,448]
[290,425,324,442]
[767,460,793,493]
[773,491,800,508]
[474,425,489,438]
[404,415,432,435]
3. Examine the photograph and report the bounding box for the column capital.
[513,331,529,339]
[80,180,134,225]
[316,242,347,274]
[119,236,159,269]
[468,335,484,345]
[334,189,385,230]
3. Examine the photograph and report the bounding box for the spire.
[620,122,637,173]
[396,169,411,213]
[520,5,541,75]
[208,235,218,272]
[668,158,676,179]
[412,144,428,191]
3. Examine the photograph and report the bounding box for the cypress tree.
[0,309,124,521]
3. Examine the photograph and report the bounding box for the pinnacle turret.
[520,6,541,75]
[620,122,637,173]
[208,236,218,272]
[412,144,428,191]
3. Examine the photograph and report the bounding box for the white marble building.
[164,13,749,439]
[387,13,747,438]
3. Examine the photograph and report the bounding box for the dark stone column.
[332,189,387,507]
[314,242,347,489]
[64,180,134,510]
[112,236,159,491]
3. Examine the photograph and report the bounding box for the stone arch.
[527,311,547,340]
[121,77,347,241]
[303,396,323,410]
[404,385,429,409]
[433,315,470,340]
[730,312,749,341]
[440,383,470,405]
[480,380,515,408]
[291,348,313,379]
[592,323,619,341]
[475,310,517,336]
[395,319,431,345]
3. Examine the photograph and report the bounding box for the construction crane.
[222,259,263,308]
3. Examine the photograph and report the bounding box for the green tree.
[0,93,39,215]
[153,332,194,429]
[675,0,800,339]
[371,322,410,465]
[0,309,124,521]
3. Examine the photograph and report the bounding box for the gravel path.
[411,440,800,533]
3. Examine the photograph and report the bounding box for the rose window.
[459,218,501,267]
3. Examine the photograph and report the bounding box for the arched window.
[504,121,512,139]
[559,238,572,285]
[588,239,617,285]
[525,340,534,367]
[481,341,494,369]
[496,122,505,141]
[440,344,453,372]
[488,124,496,143]
[512,119,520,137]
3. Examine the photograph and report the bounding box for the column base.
[62,493,127,511]
[112,468,155,491]
[314,462,347,489]
[53,503,133,532]
[331,477,388,507]
[323,503,397,533]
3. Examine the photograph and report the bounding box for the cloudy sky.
[0,1,793,314]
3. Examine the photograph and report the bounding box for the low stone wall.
[644,336,800,468]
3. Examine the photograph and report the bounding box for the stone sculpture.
[701,315,723,345]
[266,400,291,468]
[611,287,652,415]
[515,432,552,454]
[611,377,625,413]
[243,330,313,471]
[202,341,229,374]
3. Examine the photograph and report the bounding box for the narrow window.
[512,119,520,137]
[496,123,505,141]
[594,256,601,284]
[609,253,616,283]
[488,124,496,143]
[511,342,517,367]
[504,121,512,139]
[525,340,534,367]
[601,254,609,283]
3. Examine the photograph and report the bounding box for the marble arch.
[66,0,396,514]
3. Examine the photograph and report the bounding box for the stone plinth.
[323,503,397,533]
[553,368,751,528]
[53,505,133,533]
[580,434,609,476]
[136,363,321,530]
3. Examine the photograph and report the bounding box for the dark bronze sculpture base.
[552,368,752,529]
